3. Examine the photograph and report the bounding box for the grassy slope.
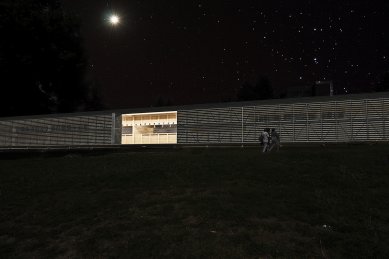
[0,145,388,258]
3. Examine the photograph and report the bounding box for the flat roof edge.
[1,91,389,121]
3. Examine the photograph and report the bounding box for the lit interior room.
[121,111,177,144]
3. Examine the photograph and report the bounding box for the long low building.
[1,92,388,147]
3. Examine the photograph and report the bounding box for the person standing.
[269,128,280,151]
[261,128,270,153]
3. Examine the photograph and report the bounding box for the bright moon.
[109,15,120,25]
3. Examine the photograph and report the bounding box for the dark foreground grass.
[0,145,389,258]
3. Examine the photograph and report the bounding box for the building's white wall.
[178,98,389,143]
[0,115,112,146]
[1,95,388,147]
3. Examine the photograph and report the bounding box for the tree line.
[0,0,102,117]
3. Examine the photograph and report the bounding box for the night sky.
[62,0,389,109]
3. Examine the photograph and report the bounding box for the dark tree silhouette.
[376,71,389,92]
[0,0,100,117]
[154,96,173,107]
[255,76,274,100]
[237,76,274,101]
[237,82,255,101]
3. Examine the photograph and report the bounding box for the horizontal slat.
[0,115,112,146]
[178,98,389,144]
[1,97,388,146]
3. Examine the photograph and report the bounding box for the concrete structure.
[1,92,388,147]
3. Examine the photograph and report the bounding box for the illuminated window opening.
[121,111,177,144]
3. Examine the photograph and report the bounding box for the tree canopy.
[0,0,100,117]
[237,76,274,101]
[376,71,389,92]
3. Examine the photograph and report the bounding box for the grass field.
[0,144,389,258]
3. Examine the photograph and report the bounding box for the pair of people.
[260,128,280,153]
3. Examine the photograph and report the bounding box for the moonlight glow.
[109,15,120,25]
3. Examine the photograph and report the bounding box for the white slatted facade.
[178,107,243,144]
[178,98,389,144]
[0,94,388,147]
[0,114,113,146]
